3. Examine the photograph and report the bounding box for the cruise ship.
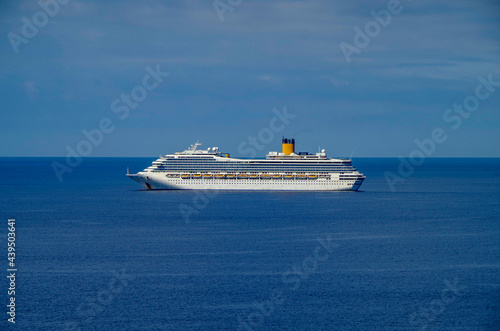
[127,138,365,191]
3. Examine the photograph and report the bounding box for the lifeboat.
[192,174,202,179]
[308,174,318,179]
[249,174,259,179]
[238,173,248,179]
[215,174,226,179]
[284,175,294,180]
[297,175,307,179]
[272,174,282,179]
[226,174,236,179]
[203,174,213,179]
[181,174,190,179]
[260,174,271,179]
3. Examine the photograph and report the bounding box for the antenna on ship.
[349,151,353,161]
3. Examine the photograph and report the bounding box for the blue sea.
[1,157,499,330]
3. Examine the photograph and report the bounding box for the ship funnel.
[282,137,295,155]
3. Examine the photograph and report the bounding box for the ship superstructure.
[127,138,365,191]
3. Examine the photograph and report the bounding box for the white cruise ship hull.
[127,139,366,191]
[127,173,364,191]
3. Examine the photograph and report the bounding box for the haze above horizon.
[1,0,499,158]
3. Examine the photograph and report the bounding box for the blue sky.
[1,0,499,157]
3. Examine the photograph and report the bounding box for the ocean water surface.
[1,157,499,330]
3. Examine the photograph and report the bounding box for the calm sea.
[1,157,499,330]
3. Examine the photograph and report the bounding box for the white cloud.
[260,75,279,84]
[24,81,39,101]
